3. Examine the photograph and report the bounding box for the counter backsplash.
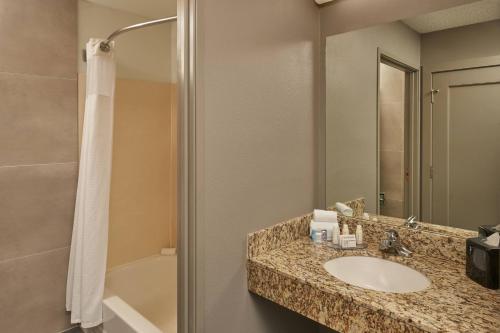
[248,198,476,265]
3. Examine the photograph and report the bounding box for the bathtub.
[102,254,177,333]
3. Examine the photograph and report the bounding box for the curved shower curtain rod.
[100,16,177,51]
[82,15,177,61]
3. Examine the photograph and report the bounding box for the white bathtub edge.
[103,296,163,333]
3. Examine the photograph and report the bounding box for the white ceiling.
[86,0,177,19]
[403,0,500,34]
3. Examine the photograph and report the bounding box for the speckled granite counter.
[247,202,500,333]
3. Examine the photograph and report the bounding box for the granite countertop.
[248,231,500,332]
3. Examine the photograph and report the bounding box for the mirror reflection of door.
[378,58,417,219]
[430,64,500,229]
[324,0,500,230]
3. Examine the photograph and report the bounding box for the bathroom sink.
[323,256,430,293]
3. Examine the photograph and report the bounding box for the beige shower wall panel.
[78,75,177,269]
[379,63,405,205]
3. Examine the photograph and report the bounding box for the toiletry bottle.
[312,230,323,244]
[321,230,328,242]
[342,223,349,235]
[332,224,340,245]
[356,225,363,245]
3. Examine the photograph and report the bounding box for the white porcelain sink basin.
[323,256,430,293]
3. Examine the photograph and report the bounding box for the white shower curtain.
[66,39,116,328]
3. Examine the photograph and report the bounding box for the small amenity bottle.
[312,230,323,244]
[356,225,363,245]
[342,223,349,235]
[332,223,340,245]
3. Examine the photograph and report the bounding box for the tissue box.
[479,225,500,238]
[466,237,499,289]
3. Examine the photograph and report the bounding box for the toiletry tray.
[327,243,368,250]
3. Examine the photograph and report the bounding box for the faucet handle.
[384,229,399,241]
[404,215,420,229]
[380,229,413,256]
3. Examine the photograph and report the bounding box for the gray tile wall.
[0,0,78,332]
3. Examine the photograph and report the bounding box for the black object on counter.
[466,237,499,290]
[479,225,500,238]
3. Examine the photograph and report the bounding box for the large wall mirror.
[324,0,500,231]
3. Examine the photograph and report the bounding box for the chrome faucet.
[403,215,419,229]
[379,229,413,257]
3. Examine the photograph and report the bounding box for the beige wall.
[0,0,78,332]
[85,0,177,19]
[78,76,177,269]
[420,19,500,222]
[195,0,320,332]
[325,21,420,213]
[320,0,479,36]
[421,19,500,67]
[108,79,176,268]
